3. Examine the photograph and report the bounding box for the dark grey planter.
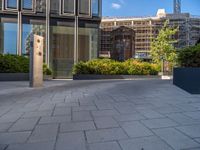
[73,74,160,80]
[0,73,29,81]
[173,67,200,94]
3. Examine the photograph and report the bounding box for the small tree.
[150,20,178,71]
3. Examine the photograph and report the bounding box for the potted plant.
[173,44,200,94]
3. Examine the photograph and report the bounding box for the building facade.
[0,0,102,78]
[100,10,200,60]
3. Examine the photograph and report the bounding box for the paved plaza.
[0,79,200,150]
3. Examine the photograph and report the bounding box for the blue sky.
[103,0,200,16]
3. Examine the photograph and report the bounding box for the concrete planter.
[0,73,29,81]
[73,74,160,80]
[173,67,200,94]
[44,75,53,80]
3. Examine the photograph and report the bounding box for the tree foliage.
[150,20,178,64]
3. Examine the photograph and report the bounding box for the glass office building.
[0,0,101,78]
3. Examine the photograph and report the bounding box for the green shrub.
[43,64,52,75]
[177,44,200,67]
[0,54,52,75]
[0,54,29,73]
[73,59,160,75]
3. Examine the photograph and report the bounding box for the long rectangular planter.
[0,73,29,81]
[73,74,160,80]
[173,67,200,94]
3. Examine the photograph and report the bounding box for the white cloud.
[111,3,121,9]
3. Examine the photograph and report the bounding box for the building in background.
[100,9,200,60]
[0,0,102,78]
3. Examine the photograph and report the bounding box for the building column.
[17,11,22,55]
[46,0,50,66]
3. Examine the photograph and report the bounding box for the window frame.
[60,0,76,16]
[4,0,19,11]
[78,0,92,18]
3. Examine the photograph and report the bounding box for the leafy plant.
[0,54,29,73]
[150,20,178,65]
[0,54,52,75]
[43,64,52,75]
[73,59,160,75]
[177,44,200,67]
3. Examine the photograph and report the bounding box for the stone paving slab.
[141,118,178,129]
[119,136,173,150]
[121,121,154,138]
[176,124,200,138]
[0,80,200,149]
[86,128,128,143]
[7,141,55,150]
[153,128,200,150]
[56,132,86,150]
[89,141,121,150]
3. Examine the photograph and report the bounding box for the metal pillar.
[17,1,22,55]
[46,0,50,66]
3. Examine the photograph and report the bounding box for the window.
[6,0,18,9]
[78,0,91,16]
[63,0,75,14]
[22,0,33,10]
[92,0,99,16]
[0,21,18,54]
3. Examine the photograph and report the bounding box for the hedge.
[177,44,200,67]
[0,54,52,75]
[73,59,160,75]
[0,54,29,73]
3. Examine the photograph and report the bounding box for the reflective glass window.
[22,0,33,10]
[6,0,17,9]
[78,23,98,61]
[22,23,46,56]
[92,0,99,16]
[50,23,74,78]
[63,0,75,14]
[0,22,17,54]
[79,0,90,16]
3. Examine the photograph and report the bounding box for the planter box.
[0,73,29,81]
[173,68,200,94]
[73,74,160,80]
[44,75,53,81]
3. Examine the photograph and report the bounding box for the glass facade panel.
[7,0,17,9]
[78,23,98,61]
[22,23,46,56]
[50,24,74,78]
[63,0,74,14]
[79,0,90,16]
[36,0,46,12]
[92,0,99,16]
[0,22,17,54]
[50,0,59,13]
[22,0,33,10]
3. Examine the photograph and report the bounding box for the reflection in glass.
[79,0,90,16]
[7,0,17,9]
[36,0,46,12]
[78,25,98,61]
[92,0,99,16]
[63,0,74,14]
[50,25,74,78]
[0,22,17,54]
[22,24,46,56]
[22,0,33,10]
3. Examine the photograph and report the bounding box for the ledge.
[73,74,160,80]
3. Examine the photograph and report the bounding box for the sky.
[102,0,200,17]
